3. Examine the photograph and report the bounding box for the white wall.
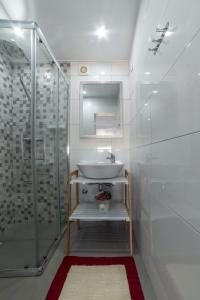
[70,61,130,171]
[129,0,200,299]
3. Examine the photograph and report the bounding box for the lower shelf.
[69,202,129,222]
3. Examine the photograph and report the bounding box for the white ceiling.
[0,0,139,61]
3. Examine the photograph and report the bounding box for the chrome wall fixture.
[148,22,169,55]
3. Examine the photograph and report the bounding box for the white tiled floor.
[0,223,157,300]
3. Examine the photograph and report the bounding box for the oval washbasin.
[77,162,124,179]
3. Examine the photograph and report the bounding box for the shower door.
[0,26,38,271]
[35,34,60,265]
[0,21,69,276]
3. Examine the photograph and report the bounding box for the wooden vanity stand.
[66,169,133,256]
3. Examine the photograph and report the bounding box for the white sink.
[77,162,124,179]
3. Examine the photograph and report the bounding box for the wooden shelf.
[70,176,128,185]
[70,202,129,222]
[67,169,133,256]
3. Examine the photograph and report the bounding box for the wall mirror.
[80,82,123,138]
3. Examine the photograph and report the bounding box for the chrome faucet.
[106,152,115,163]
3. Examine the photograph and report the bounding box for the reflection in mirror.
[80,82,122,138]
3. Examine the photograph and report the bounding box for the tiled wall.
[129,0,200,299]
[69,61,130,201]
[0,46,69,233]
[0,50,15,232]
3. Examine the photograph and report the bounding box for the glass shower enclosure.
[0,20,69,276]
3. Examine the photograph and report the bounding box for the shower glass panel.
[0,21,69,277]
[35,33,59,265]
[0,27,36,271]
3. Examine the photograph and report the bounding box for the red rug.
[45,256,144,300]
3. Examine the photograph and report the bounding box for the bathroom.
[0,0,200,299]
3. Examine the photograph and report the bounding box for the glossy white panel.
[70,76,80,100]
[151,30,200,142]
[70,62,79,76]
[150,136,200,299]
[111,125,130,150]
[129,95,137,123]
[151,132,200,233]
[150,197,200,299]
[80,62,112,76]
[129,0,169,91]
[129,1,200,299]
[133,0,200,86]
[135,83,154,114]
[70,124,112,151]
[123,99,131,125]
[129,118,136,150]
[135,103,151,147]
[111,62,129,76]
[157,0,200,69]
[70,99,79,124]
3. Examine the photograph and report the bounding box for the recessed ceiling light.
[152,90,158,94]
[100,71,105,75]
[95,25,109,39]
[14,27,24,37]
[83,90,87,95]
[197,73,200,76]
[144,103,148,106]
[144,71,151,75]
[165,31,174,37]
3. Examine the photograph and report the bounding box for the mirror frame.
[79,81,123,138]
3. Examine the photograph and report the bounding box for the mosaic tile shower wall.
[0,46,69,233]
[0,49,15,232]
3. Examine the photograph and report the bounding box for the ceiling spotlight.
[83,90,87,95]
[95,25,109,39]
[165,31,174,37]
[100,71,105,75]
[14,27,24,37]
[144,71,151,75]
[152,90,158,94]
